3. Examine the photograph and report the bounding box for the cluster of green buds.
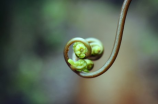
[68,39,103,73]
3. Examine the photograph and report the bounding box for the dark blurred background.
[1,0,158,104]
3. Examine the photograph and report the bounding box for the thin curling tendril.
[64,0,132,78]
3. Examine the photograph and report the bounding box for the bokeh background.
[1,0,158,104]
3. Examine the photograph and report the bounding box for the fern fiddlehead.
[64,0,132,78]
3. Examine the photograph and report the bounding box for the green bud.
[68,59,94,73]
[91,46,102,55]
[73,42,88,58]
[68,59,87,70]
[85,59,94,71]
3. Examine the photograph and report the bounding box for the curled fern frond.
[64,0,132,78]
[64,37,103,73]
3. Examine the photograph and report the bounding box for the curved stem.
[64,0,132,78]
[78,0,132,78]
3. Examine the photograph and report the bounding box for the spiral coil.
[64,0,132,78]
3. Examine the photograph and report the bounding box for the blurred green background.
[0,0,158,104]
